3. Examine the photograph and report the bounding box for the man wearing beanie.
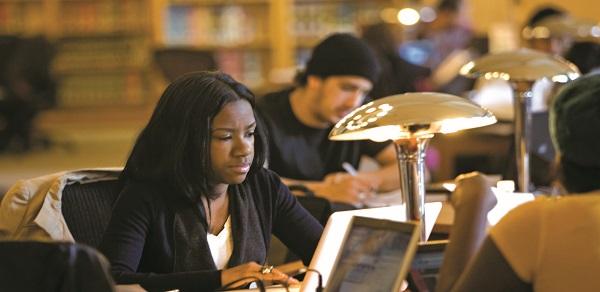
[436,74,600,292]
[257,33,399,208]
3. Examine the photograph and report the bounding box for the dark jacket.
[100,168,323,292]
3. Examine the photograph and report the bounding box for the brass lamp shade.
[459,48,580,82]
[460,48,579,192]
[329,92,497,142]
[523,15,600,41]
[329,92,496,240]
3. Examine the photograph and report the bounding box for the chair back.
[0,241,115,292]
[153,48,217,82]
[61,179,121,248]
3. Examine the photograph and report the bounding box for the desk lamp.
[522,15,600,42]
[460,48,579,191]
[329,93,496,240]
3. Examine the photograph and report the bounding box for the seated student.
[436,74,600,291]
[564,41,600,76]
[257,33,400,207]
[361,22,432,99]
[100,71,323,291]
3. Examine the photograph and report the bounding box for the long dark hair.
[121,71,267,201]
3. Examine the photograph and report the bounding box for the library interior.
[1,0,600,291]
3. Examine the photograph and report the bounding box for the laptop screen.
[325,216,420,292]
[409,240,448,291]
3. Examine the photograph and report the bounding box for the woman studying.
[100,71,323,291]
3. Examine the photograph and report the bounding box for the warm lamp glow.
[330,92,497,142]
[461,48,580,192]
[329,92,496,241]
[523,15,600,41]
[398,8,420,26]
[459,48,580,82]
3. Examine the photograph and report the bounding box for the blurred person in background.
[416,0,482,96]
[419,0,473,70]
[361,22,432,99]
[0,35,56,153]
[564,41,600,76]
[522,6,568,55]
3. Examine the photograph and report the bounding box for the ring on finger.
[358,192,367,201]
[260,265,274,274]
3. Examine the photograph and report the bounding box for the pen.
[342,162,358,176]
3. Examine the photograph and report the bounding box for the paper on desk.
[487,187,534,225]
[365,189,448,208]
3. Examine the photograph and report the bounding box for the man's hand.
[309,172,380,206]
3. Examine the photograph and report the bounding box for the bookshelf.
[0,0,153,109]
[52,0,152,108]
[0,0,45,36]
[154,0,396,90]
[0,0,399,108]
[292,0,393,65]
[154,0,294,91]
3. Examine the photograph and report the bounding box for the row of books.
[164,4,268,47]
[216,50,264,88]
[59,0,147,36]
[294,2,381,41]
[53,38,150,73]
[0,3,44,35]
[58,72,146,107]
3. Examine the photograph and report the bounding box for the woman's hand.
[451,172,497,213]
[220,262,299,289]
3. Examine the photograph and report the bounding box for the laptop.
[300,203,442,292]
[409,240,448,292]
[324,216,421,292]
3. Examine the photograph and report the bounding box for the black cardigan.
[99,168,323,292]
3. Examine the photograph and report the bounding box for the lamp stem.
[394,137,430,241]
[511,81,534,192]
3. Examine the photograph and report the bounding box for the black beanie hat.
[304,33,381,84]
[550,74,600,168]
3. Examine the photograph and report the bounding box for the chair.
[153,48,217,82]
[0,168,121,245]
[61,178,122,248]
[0,241,115,292]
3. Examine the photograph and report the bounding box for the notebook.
[324,216,420,292]
[300,203,442,292]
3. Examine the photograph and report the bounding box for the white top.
[207,215,233,269]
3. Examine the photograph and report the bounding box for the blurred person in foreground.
[437,74,600,292]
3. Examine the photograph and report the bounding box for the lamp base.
[394,136,430,241]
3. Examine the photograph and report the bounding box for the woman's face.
[210,99,255,187]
